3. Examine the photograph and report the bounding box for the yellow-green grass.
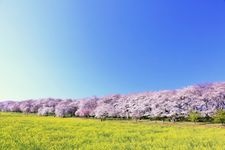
[0,112,225,150]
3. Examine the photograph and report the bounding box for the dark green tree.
[213,109,225,125]
[188,111,201,123]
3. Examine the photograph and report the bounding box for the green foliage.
[188,111,201,123]
[1,112,225,150]
[198,114,213,122]
[213,109,225,124]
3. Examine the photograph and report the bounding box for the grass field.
[0,113,225,150]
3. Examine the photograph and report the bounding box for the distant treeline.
[1,82,225,124]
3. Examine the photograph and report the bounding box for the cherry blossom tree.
[75,97,98,117]
[38,107,55,116]
[55,100,79,117]
[1,82,225,121]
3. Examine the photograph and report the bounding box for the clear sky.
[0,0,225,100]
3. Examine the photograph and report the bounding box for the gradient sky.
[0,0,225,100]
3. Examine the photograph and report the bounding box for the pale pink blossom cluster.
[1,82,225,119]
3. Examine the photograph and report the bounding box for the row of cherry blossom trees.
[1,82,225,120]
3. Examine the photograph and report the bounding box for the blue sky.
[0,0,225,100]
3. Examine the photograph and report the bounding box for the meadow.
[0,112,225,150]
